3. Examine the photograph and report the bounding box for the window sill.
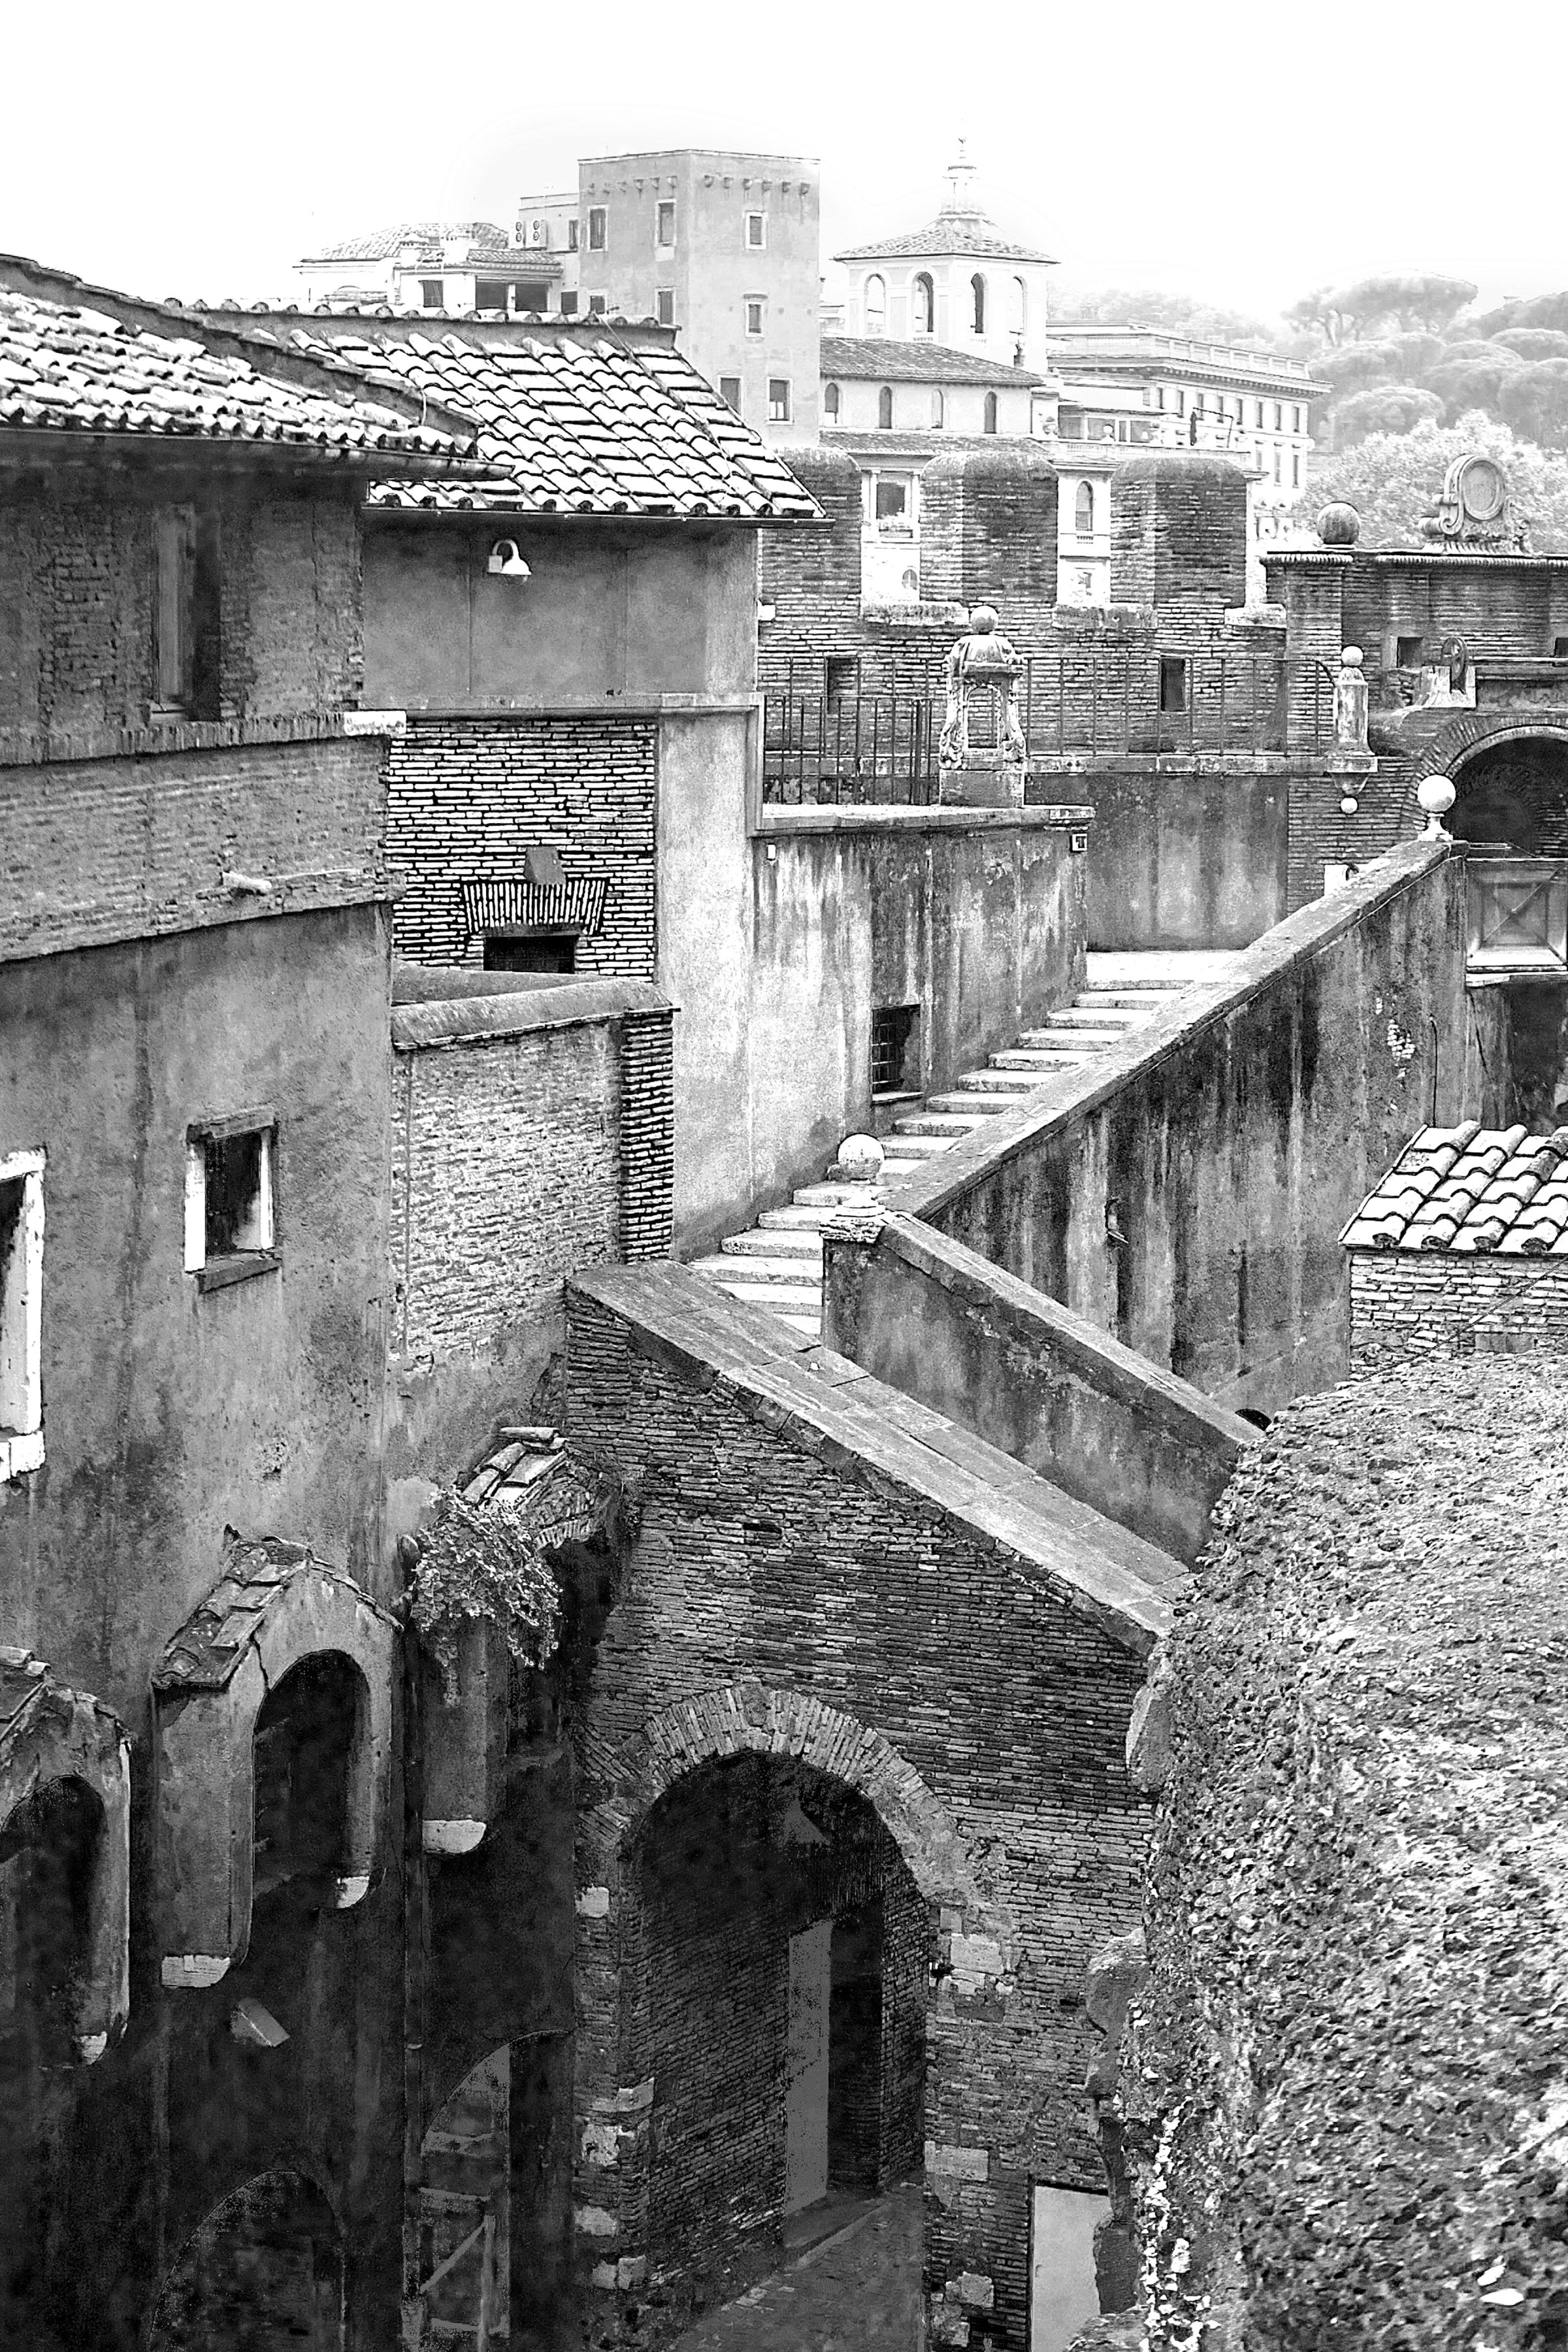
[195,1250,280,1296]
[0,1428,44,1482]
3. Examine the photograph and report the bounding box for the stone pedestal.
[938,759,1027,809]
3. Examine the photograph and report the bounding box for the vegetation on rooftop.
[403,1485,561,1703]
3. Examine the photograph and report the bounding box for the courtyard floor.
[670,2185,923,2352]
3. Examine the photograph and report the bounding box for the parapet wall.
[883,840,1471,1414]
[821,1211,1260,1565]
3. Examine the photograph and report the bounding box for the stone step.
[693,1253,820,1288]
[705,1277,823,1317]
[883,1124,968,1152]
[777,1313,823,1336]
[893,1111,985,1137]
[879,1160,928,1181]
[1079,988,1186,1007]
[924,1091,1023,1117]
[1048,1005,1145,1026]
[760,1205,837,1231]
[793,1182,868,1207]
[1020,1028,1126,1049]
[957,1068,1057,1092]
[721,1227,822,1258]
[992,1047,1091,1070]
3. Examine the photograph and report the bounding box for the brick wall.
[0,729,387,963]
[564,1271,1160,2350]
[1348,1247,1568,1364]
[390,992,674,1370]
[0,480,362,742]
[1110,454,1247,619]
[920,446,1060,621]
[384,717,657,972]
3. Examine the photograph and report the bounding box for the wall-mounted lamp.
[487,539,531,579]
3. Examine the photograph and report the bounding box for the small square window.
[719,376,742,414]
[186,1116,278,1293]
[483,930,578,974]
[656,200,676,248]
[476,280,507,312]
[559,291,579,317]
[768,378,791,423]
[587,293,607,318]
[587,208,606,252]
[825,654,860,698]
[870,1005,919,1097]
[745,212,766,249]
[420,278,444,309]
[1552,637,1568,657]
[1158,655,1188,713]
[0,1149,44,1482]
[1396,634,1425,668]
[657,289,675,327]
[745,297,765,336]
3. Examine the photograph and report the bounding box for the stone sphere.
[1317,502,1362,546]
[837,1133,885,1185]
[1416,776,1457,823]
[1339,645,1364,670]
[1339,796,1360,815]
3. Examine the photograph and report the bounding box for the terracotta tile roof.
[1341,1122,1568,1256]
[0,1644,123,1749]
[462,1428,613,1548]
[835,213,1054,266]
[821,335,1043,388]
[0,283,473,460]
[153,1534,395,1690]
[305,221,517,266]
[274,321,821,521]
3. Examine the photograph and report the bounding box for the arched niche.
[0,1648,129,2061]
[148,2163,344,2351]
[153,1536,397,1989]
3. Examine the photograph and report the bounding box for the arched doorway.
[148,2166,344,2351]
[632,1754,928,2323]
[1451,732,1568,853]
[414,2050,508,2348]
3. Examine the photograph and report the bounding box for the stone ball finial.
[1416,775,1457,838]
[837,1133,885,1186]
[968,603,999,635]
[1317,501,1362,546]
[1339,645,1364,670]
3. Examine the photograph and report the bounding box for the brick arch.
[610,1680,998,1932]
[148,2159,345,2352]
[1383,715,1568,834]
[152,1535,397,1987]
[0,1654,130,2061]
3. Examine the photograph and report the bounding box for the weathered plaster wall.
[564,1264,1182,2351]
[822,1212,1260,1564]
[739,807,1088,1239]
[0,902,394,1714]
[1032,762,1288,950]
[0,481,363,740]
[1125,1360,1568,2351]
[890,841,1469,1415]
[362,520,758,710]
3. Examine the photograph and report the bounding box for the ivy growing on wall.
[404,1487,561,1703]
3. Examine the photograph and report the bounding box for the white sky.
[4,0,1563,325]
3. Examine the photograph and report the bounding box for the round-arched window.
[1009,275,1027,338]
[865,274,887,335]
[971,273,987,335]
[913,273,934,336]
[931,387,945,429]
[1075,481,1094,534]
[878,385,894,431]
[983,389,998,434]
[824,381,841,422]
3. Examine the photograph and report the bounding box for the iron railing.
[761,650,1301,803]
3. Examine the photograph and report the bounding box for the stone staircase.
[692,979,1188,1339]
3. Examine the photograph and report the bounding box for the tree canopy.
[1299,414,1568,547]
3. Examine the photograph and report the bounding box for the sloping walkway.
[672,2187,922,2352]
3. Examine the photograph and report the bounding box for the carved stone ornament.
[938,605,1027,805]
[1420,453,1530,553]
